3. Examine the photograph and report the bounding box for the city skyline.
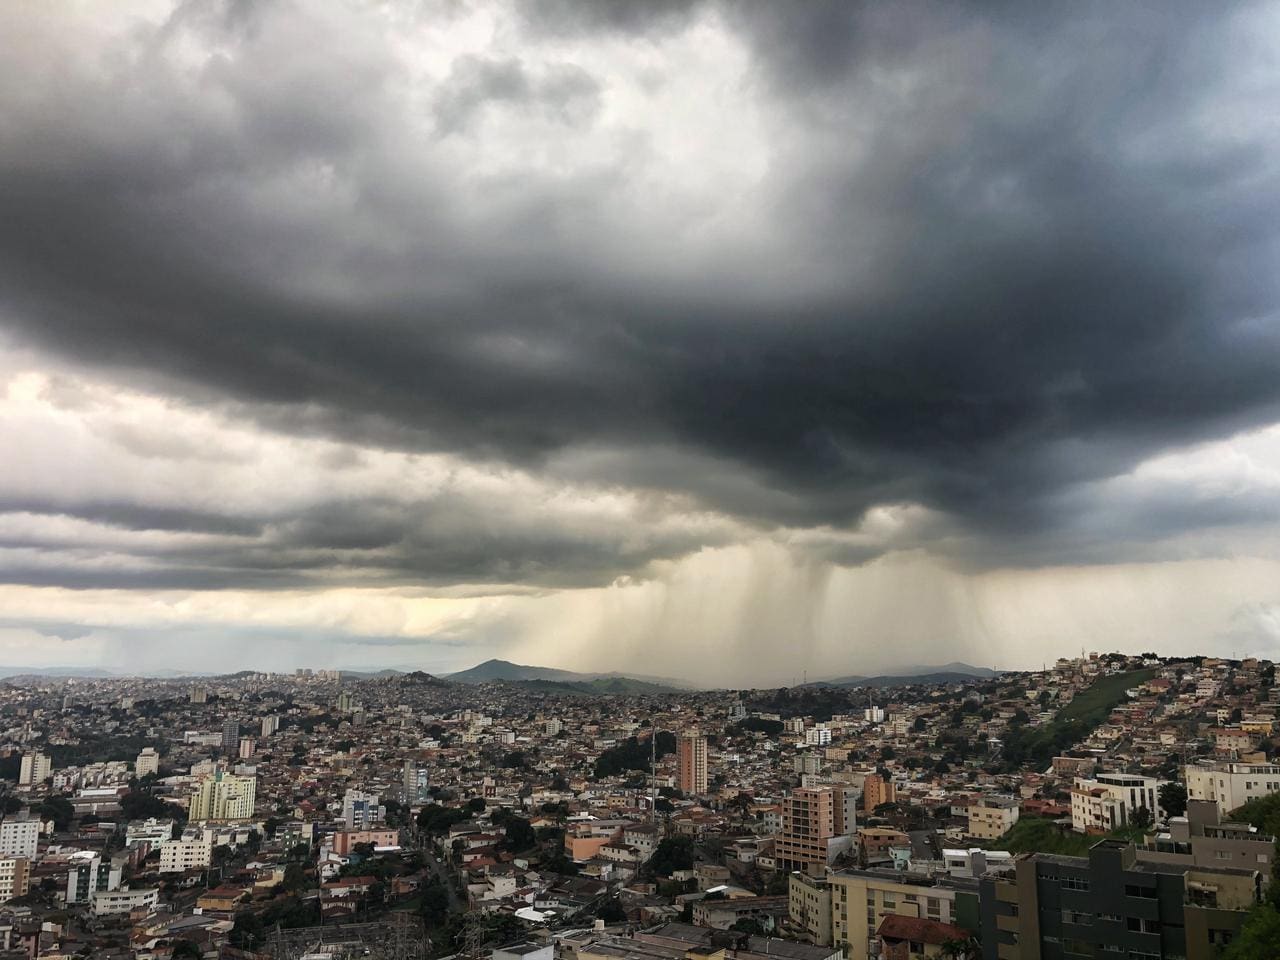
[2,2,1280,683]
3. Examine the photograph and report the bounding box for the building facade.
[979,839,1260,960]
[188,773,257,822]
[1185,760,1280,814]
[676,734,709,795]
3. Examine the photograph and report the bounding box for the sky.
[2,1,1280,686]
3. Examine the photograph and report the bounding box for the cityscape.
[3,1,1280,959]
[0,654,1276,958]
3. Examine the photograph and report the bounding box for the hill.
[446,658,690,690]
[808,663,998,688]
[483,676,680,696]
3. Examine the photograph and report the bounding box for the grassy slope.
[1057,667,1159,724]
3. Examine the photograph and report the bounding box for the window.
[1062,938,1095,957]
[1214,849,1232,860]
[1063,909,1093,925]
[1098,913,1121,922]
[1124,884,1158,899]
[1062,876,1091,891]
[1126,918,1161,934]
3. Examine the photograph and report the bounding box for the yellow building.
[188,773,256,822]
[788,872,832,945]
[827,870,966,959]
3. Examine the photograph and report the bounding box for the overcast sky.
[2,1,1280,685]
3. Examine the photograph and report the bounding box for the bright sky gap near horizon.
[2,1,1280,685]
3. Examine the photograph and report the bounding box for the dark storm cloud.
[0,0,1278,591]
[0,493,738,591]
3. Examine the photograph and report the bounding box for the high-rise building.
[66,854,122,904]
[0,818,38,859]
[676,734,708,795]
[220,720,240,754]
[979,839,1260,960]
[190,686,208,704]
[238,737,256,759]
[337,690,354,713]
[402,760,430,805]
[775,785,858,873]
[862,773,897,814]
[260,715,280,738]
[342,789,384,830]
[135,747,160,778]
[544,718,563,736]
[188,773,256,822]
[18,753,51,787]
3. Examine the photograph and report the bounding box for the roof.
[875,915,968,945]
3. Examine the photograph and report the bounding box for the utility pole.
[651,726,657,826]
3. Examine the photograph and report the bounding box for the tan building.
[862,774,896,814]
[775,786,856,873]
[0,859,29,902]
[676,734,709,795]
[827,869,969,959]
[788,872,832,945]
[966,796,1019,841]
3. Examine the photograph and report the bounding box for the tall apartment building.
[342,789,384,830]
[158,838,213,873]
[979,839,1259,960]
[775,786,857,873]
[261,715,281,738]
[17,753,51,787]
[1185,759,1280,814]
[676,734,709,795]
[134,747,160,778]
[402,760,430,805]
[220,720,240,754]
[0,819,38,859]
[1070,772,1163,833]
[0,858,29,902]
[544,718,563,736]
[862,773,896,814]
[66,854,122,904]
[190,686,207,704]
[188,773,256,822]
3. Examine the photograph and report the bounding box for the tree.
[1159,782,1188,818]
[171,940,202,958]
[420,879,451,926]
[648,836,695,876]
[34,796,74,832]
[500,816,536,853]
[1222,902,1280,959]
[598,898,627,923]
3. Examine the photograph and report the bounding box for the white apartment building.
[17,753,51,787]
[0,820,38,859]
[159,839,213,873]
[1185,760,1280,814]
[135,747,160,777]
[1071,773,1163,833]
[91,887,160,917]
[806,726,833,747]
[124,818,175,847]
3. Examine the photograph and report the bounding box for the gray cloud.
[0,0,1278,599]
